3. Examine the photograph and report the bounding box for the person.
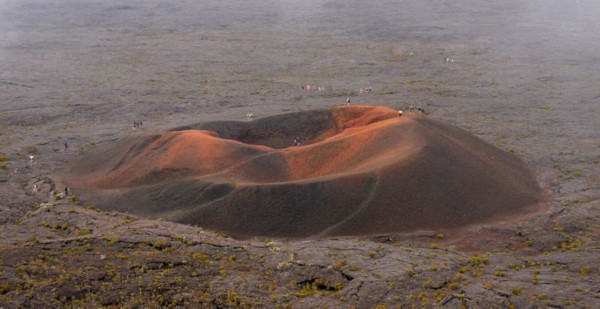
[64,186,69,196]
[346,97,351,104]
[63,142,68,150]
[409,105,413,112]
[293,137,301,146]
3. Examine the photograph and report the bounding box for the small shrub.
[512,287,523,296]
[71,195,81,205]
[76,229,92,236]
[86,204,97,210]
[193,253,209,262]
[277,261,292,271]
[295,280,321,298]
[332,260,347,269]
[152,239,169,250]
[579,266,590,276]
[467,255,489,266]
[0,283,11,294]
[525,237,534,246]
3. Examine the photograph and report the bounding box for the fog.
[1,0,600,138]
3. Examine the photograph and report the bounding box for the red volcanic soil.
[67,106,545,238]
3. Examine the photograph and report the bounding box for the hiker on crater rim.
[293,137,302,146]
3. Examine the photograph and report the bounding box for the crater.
[66,106,545,238]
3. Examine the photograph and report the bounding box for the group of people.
[399,105,428,117]
[302,84,374,95]
[132,121,144,129]
[293,137,303,146]
[301,84,325,92]
[408,106,426,114]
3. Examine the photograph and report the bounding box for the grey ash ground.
[1,0,599,307]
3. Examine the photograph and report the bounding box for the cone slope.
[68,106,545,238]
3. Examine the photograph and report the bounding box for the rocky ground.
[1,0,599,307]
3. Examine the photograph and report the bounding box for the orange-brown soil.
[68,106,545,238]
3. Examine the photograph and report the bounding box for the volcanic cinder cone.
[67,106,545,238]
